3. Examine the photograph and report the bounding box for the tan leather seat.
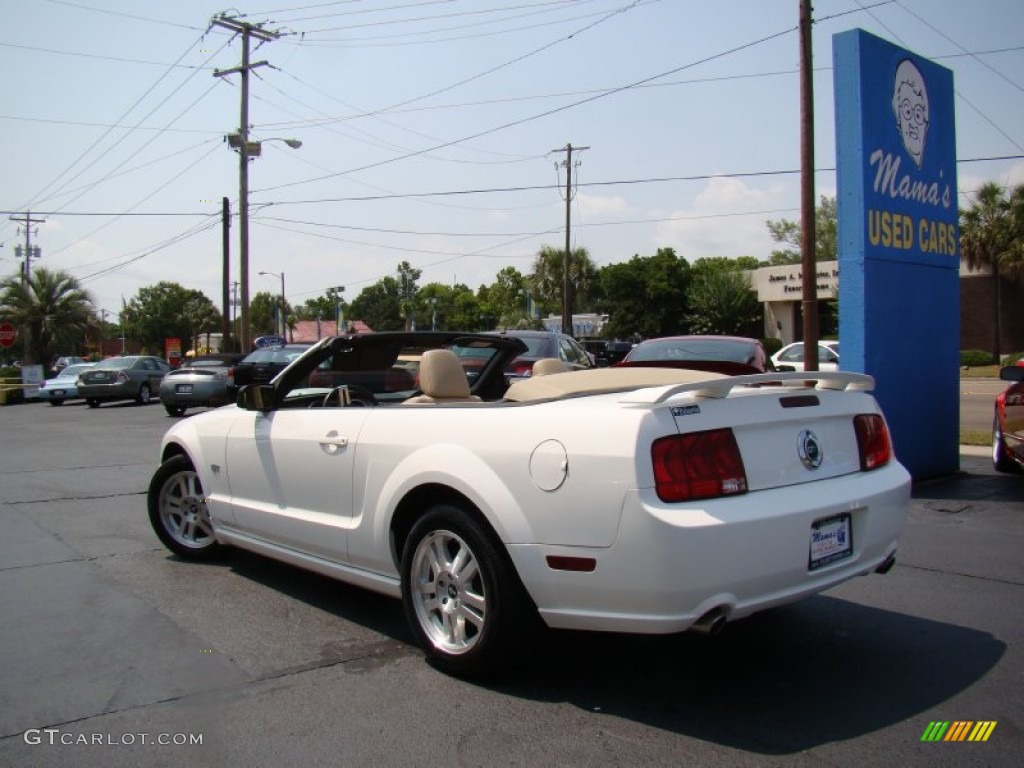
[532,358,570,376]
[403,349,481,404]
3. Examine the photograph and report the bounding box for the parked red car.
[617,335,772,376]
[993,362,1024,473]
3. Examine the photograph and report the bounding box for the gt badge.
[798,430,823,470]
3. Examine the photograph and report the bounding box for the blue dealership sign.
[834,29,958,478]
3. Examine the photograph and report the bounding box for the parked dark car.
[159,353,247,417]
[617,335,772,376]
[77,356,172,407]
[229,344,312,398]
[487,330,595,379]
[993,362,1024,473]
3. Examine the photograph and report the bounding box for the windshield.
[60,364,93,377]
[628,339,756,364]
[92,357,137,370]
[242,347,307,364]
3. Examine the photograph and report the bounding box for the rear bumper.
[77,383,136,400]
[509,462,911,634]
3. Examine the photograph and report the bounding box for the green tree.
[685,258,762,336]
[528,245,597,319]
[120,282,221,354]
[596,248,689,339]
[248,292,280,338]
[959,182,1024,362]
[350,277,403,331]
[766,196,837,265]
[0,267,95,365]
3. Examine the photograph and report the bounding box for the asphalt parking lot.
[0,399,1021,767]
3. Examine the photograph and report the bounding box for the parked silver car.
[159,353,246,417]
[37,362,95,405]
[78,356,171,407]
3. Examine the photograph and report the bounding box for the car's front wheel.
[401,505,536,677]
[165,404,187,417]
[993,411,1020,474]
[137,383,152,405]
[148,455,223,559]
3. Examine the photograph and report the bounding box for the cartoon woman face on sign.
[892,59,929,167]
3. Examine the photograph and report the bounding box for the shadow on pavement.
[221,550,1003,756]
[487,596,1005,755]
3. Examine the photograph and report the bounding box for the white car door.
[224,406,370,562]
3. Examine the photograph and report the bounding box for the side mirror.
[238,384,277,412]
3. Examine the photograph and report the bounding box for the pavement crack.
[8,491,146,505]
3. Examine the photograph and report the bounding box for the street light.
[258,270,286,338]
[227,134,301,350]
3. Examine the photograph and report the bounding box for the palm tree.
[959,182,1012,362]
[528,245,596,329]
[0,267,96,366]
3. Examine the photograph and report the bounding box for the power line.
[256,22,798,194]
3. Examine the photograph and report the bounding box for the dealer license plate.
[175,384,193,394]
[808,513,853,570]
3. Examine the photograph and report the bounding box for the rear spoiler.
[620,371,876,405]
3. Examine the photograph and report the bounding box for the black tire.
[49,399,64,406]
[400,504,537,677]
[136,383,152,405]
[87,398,100,408]
[165,404,187,417]
[993,412,1021,474]
[147,455,224,560]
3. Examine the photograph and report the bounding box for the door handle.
[319,431,348,455]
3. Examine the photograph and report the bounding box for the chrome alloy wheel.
[158,468,215,550]
[409,530,487,655]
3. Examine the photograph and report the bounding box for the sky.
[2,0,1023,323]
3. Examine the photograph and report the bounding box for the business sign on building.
[834,29,959,478]
[755,261,838,303]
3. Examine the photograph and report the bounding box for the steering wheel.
[320,385,377,408]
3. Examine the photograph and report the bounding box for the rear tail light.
[854,414,892,471]
[652,428,748,502]
[509,360,534,378]
[116,371,129,383]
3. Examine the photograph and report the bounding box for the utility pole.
[552,143,589,337]
[10,211,45,363]
[211,14,280,352]
[799,0,819,370]
[221,197,232,351]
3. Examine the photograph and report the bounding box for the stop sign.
[0,321,17,349]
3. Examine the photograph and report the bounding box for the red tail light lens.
[509,360,534,378]
[116,371,129,383]
[854,414,892,471]
[652,428,748,502]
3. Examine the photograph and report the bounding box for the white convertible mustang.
[149,332,910,675]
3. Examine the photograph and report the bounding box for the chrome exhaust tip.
[690,607,728,636]
[875,553,896,574]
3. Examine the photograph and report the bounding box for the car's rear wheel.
[993,412,1020,474]
[87,398,100,408]
[49,399,64,406]
[137,383,152,405]
[401,504,536,677]
[148,455,223,559]
[165,404,187,417]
